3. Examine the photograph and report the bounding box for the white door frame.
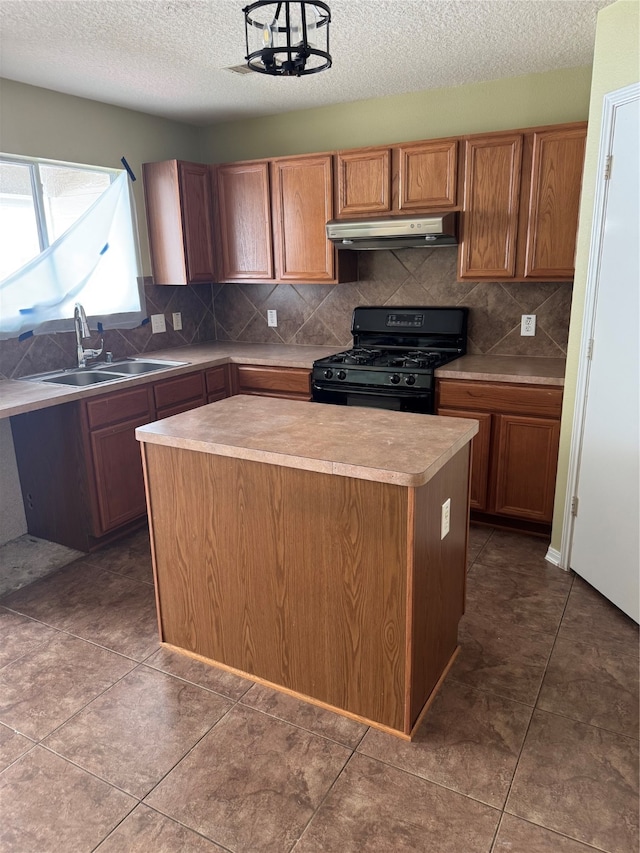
[557,82,640,572]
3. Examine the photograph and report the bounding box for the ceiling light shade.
[243,1,331,77]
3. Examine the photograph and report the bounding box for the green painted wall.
[201,65,593,162]
[0,79,201,276]
[550,0,640,552]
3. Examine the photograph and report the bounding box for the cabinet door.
[178,162,216,283]
[205,365,231,403]
[437,409,492,510]
[337,148,392,216]
[154,371,206,413]
[143,160,215,285]
[88,414,153,535]
[215,161,274,281]
[523,126,587,279]
[271,155,335,282]
[492,414,560,523]
[398,140,458,211]
[459,134,523,279]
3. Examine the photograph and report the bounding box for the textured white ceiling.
[0,0,612,126]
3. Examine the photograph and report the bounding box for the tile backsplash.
[213,247,572,356]
[0,248,571,380]
[0,282,216,380]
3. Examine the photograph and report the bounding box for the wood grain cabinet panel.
[205,365,231,403]
[214,161,273,280]
[459,133,523,279]
[492,414,561,523]
[271,154,335,282]
[436,379,562,531]
[459,122,586,282]
[337,148,392,215]
[153,371,206,415]
[524,127,587,278]
[87,413,153,535]
[143,160,215,285]
[232,364,311,400]
[398,139,458,211]
[438,409,492,510]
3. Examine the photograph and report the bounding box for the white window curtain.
[0,172,144,340]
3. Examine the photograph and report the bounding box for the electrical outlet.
[441,498,451,540]
[521,314,536,336]
[172,312,182,331]
[151,313,166,334]
[267,309,277,327]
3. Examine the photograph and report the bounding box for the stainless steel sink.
[41,371,120,386]
[96,359,186,375]
[21,357,189,386]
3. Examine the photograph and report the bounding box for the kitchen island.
[136,396,478,739]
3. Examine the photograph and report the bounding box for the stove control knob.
[390,373,401,385]
[405,374,416,386]
[323,368,333,379]
[337,370,347,381]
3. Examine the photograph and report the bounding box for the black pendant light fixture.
[243,1,331,77]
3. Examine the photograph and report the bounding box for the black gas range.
[312,306,468,414]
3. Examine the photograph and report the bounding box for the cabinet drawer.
[85,386,153,430]
[438,380,562,418]
[234,365,311,399]
[205,365,230,396]
[154,371,205,410]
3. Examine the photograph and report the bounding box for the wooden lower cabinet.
[205,364,231,403]
[11,385,155,551]
[153,371,207,419]
[231,364,311,400]
[437,379,562,531]
[10,363,311,550]
[83,386,155,537]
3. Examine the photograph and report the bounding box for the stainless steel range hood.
[326,212,457,250]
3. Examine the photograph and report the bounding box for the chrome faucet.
[74,303,103,368]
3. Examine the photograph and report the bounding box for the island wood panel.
[143,443,408,731]
[408,445,469,729]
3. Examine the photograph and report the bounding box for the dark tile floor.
[0,525,638,853]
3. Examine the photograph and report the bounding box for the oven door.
[312,382,434,414]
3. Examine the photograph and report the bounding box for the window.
[0,155,144,340]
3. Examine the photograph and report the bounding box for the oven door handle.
[312,381,431,399]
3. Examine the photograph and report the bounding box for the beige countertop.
[0,342,340,420]
[136,395,479,488]
[0,342,565,420]
[435,355,566,386]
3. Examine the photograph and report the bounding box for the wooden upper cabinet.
[398,139,458,211]
[142,160,216,285]
[271,154,335,282]
[458,122,586,281]
[458,133,523,279]
[523,126,587,279]
[215,161,274,280]
[336,139,458,218]
[337,147,392,216]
